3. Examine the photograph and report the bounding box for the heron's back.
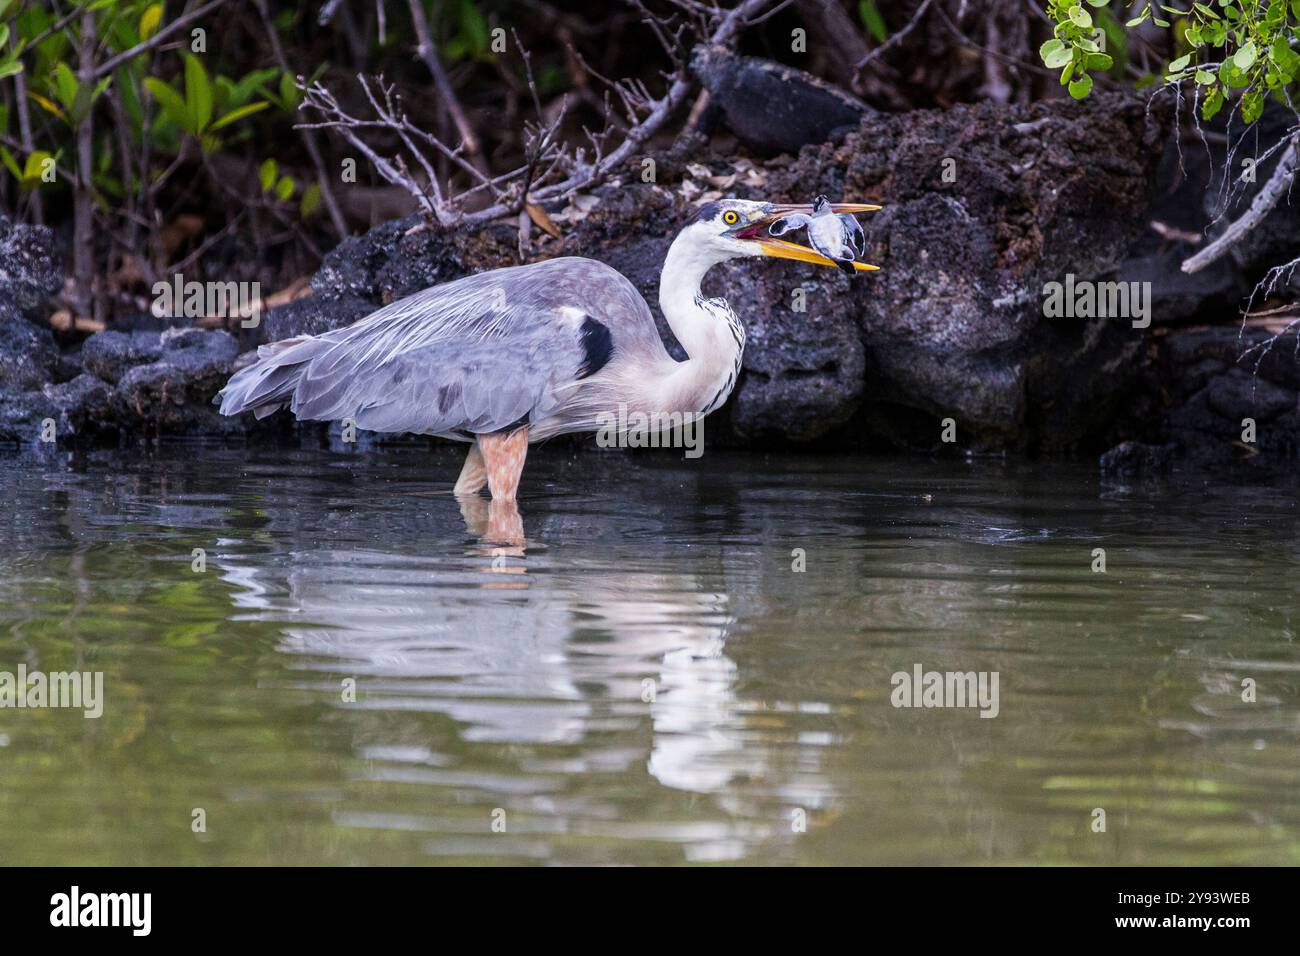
[216,256,665,439]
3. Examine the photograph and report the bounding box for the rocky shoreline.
[2,91,1297,472]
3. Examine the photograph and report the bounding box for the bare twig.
[298,77,454,226]
[73,7,97,319]
[1182,132,1300,274]
[854,0,936,77]
[301,0,778,229]
[796,0,870,92]
[93,0,230,79]
[318,0,348,26]
[8,23,41,224]
[405,0,491,177]
[254,0,349,238]
[20,1,94,53]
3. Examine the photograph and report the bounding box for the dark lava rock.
[261,214,468,343]
[260,292,375,344]
[44,373,112,438]
[1121,249,1243,328]
[0,386,54,444]
[54,343,84,384]
[715,268,865,442]
[0,316,58,390]
[0,215,61,320]
[1099,440,1175,477]
[1155,325,1300,464]
[112,329,241,433]
[81,330,165,383]
[691,45,870,155]
[766,91,1169,451]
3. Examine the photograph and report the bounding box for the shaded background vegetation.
[0,0,1194,329]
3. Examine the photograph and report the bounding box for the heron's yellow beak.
[742,202,882,272]
[757,238,881,271]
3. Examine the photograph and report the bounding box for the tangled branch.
[297,0,778,230]
[1182,131,1300,275]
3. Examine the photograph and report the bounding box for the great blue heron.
[216,198,879,500]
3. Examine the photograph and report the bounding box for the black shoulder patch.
[577,316,614,379]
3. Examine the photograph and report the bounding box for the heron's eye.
[722,210,739,225]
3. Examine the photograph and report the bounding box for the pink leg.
[453,440,488,496]
[477,427,529,501]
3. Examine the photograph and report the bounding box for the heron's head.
[684,198,880,271]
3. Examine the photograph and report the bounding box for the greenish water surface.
[0,443,1296,865]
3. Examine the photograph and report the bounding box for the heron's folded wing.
[343,335,574,435]
[288,279,587,435]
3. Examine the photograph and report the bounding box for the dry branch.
[298,0,779,229]
[1182,132,1300,275]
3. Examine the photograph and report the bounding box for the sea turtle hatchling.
[768,195,868,275]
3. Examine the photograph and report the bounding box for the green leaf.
[1094,8,1128,69]
[1241,90,1264,124]
[1202,85,1224,119]
[1041,39,1073,69]
[139,3,163,41]
[258,158,277,193]
[1126,6,1152,27]
[53,62,79,111]
[299,181,321,218]
[1068,74,1093,98]
[118,67,144,135]
[27,91,65,121]
[143,77,191,131]
[278,71,300,109]
[228,68,280,107]
[184,54,213,133]
[209,100,270,131]
[1194,69,1216,85]
[274,175,294,201]
[1070,5,1093,28]
[1233,41,1256,71]
[1221,61,1251,88]
[456,0,489,56]
[0,60,22,80]
[858,0,888,44]
[22,149,53,187]
[0,145,20,180]
[1168,53,1192,72]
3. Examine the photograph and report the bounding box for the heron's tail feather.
[214,337,329,419]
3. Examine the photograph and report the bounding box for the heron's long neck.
[655,232,744,414]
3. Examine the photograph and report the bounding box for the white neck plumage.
[655,226,746,416]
